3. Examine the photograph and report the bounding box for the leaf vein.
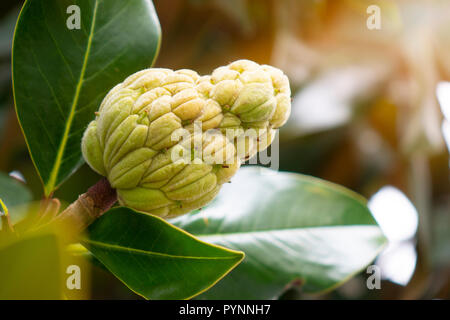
[84,239,240,260]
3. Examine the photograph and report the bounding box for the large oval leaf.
[0,172,32,225]
[0,232,62,299]
[83,207,244,300]
[171,167,387,299]
[0,172,32,210]
[12,0,161,195]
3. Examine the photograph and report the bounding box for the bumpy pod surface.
[82,59,291,218]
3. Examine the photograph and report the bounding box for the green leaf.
[171,166,387,299]
[0,232,62,299]
[83,207,244,300]
[0,172,32,224]
[0,172,31,209]
[12,0,161,195]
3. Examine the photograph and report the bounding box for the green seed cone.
[82,60,291,218]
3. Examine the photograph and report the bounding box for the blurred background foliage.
[0,0,449,299]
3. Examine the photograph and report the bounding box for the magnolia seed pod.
[82,60,291,217]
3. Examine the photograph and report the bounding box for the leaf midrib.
[44,0,99,195]
[191,224,381,239]
[83,239,241,260]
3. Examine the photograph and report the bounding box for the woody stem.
[49,178,117,235]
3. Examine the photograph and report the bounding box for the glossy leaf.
[0,172,31,208]
[0,171,32,224]
[0,233,62,299]
[83,207,244,300]
[171,166,387,299]
[12,0,161,195]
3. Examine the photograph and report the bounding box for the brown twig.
[48,178,117,235]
